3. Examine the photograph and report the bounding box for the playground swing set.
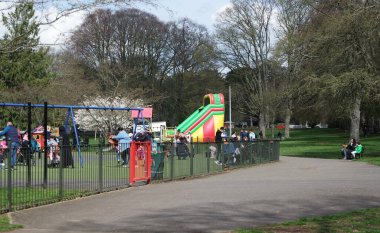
[1,93,225,185]
[0,102,152,185]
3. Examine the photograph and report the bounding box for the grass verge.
[237,207,380,233]
[253,129,380,232]
[280,128,380,164]
[0,215,22,232]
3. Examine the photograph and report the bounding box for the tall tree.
[165,18,220,124]
[0,1,53,90]
[70,9,168,91]
[69,9,220,125]
[0,0,156,52]
[215,0,274,138]
[274,0,311,138]
[300,0,380,140]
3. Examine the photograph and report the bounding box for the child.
[352,142,363,159]
[0,140,7,170]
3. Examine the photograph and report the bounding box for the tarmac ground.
[10,156,380,233]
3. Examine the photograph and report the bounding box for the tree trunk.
[350,96,361,140]
[259,111,266,139]
[369,116,375,133]
[285,105,291,139]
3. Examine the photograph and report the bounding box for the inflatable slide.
[177,93,225,142]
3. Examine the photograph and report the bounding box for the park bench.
[355,146,365,159]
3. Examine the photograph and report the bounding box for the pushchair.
[19,136,38,166]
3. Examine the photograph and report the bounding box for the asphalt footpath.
[10,156,380,233]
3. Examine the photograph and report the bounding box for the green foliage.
[289,1,380,128]
[68,9,221,125]
[1,2,39,50]
[162,69,226,125]
[0,215,23,232]
[0,2,54,90]
[281,128,380,164]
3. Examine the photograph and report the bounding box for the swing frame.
[0,102,145,168]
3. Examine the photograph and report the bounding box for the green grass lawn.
[236,208,380,233]
[239,128,380,233]
[280,128,380,164]
[237,207,380,233]
[0,215,22,232]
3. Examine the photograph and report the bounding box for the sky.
[141,0,231,29]
[35,0,232,49]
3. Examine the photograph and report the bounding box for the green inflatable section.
[177,103,224,133]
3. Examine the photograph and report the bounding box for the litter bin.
[151,152,164,180]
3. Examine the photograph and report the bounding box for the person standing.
[113,127,131,167]
[249,131,256,142]
[59,126,74,168]
[231,131,237,141]
[277,131,283,140]
[214,127,224,165]
[239,130,244,142]
[215,127,223,143]
[0,122,20,170]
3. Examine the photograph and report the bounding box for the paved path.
[11,157,380,233]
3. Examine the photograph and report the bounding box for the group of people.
[217,127,262,143]
[341,138,363,160]
[110,127,154,167]
[174,129,190,159]
[213,127,244,165]
[0,122,74,171]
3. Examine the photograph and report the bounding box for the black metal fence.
[0,139,279,213]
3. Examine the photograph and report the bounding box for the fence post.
[258,141,262,164]
[222,144,225,167]
[190,139,193,176]
[7,141,12,212]
[249,142,253,164]
[27,102,32,188]
[98,137,104,192]
[58,137,64,201]
[206,152,210,174]
[43,102,48,188]
[276,140,280,161]
[170,143,174,180]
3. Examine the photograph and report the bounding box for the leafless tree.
[274,0,311,138]
[0,0,156,53]
[215,0,274,138]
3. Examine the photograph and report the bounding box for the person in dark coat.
[0,122,20,170]
[214,127,224,165]
[345,138,356,160]
[215,127,223,143]
[59,126,74,168]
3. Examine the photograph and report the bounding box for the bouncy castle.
[176,93,225,142]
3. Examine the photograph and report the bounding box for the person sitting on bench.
[351,141,363,159]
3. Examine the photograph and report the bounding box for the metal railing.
[0,139,279,213]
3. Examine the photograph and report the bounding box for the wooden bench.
[356,146,365,159]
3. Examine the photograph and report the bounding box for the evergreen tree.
[0,2,53,90]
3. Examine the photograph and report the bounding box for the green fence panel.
[1,140,279,214]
